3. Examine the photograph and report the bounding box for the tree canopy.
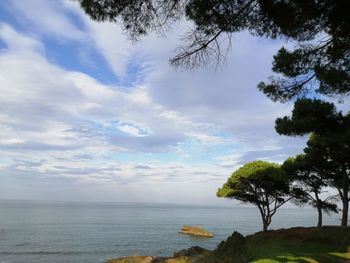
[79,0,350,101]
[304,133,350,226]
[282,154,338,227]
[217,160,292,232]
[276,98,350,226]
[275,98,342,136]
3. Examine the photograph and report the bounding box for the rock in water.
[178,225,214,238]
[106,256,153,263]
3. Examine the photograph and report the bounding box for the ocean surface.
[0,200,340,263]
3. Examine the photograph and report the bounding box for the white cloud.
[0,23,43,53]
[85,22,133,78]
[61,0,141,78]
[117,123,148,137]
[0,139,25,144]
[5,0,179,80]
[186,132,227,145]
[7,0,86,41]
[0,24,225,180]
[63,0,182,79]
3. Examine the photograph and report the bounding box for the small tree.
[217,160,292,232]
[304,134,350,226]
[282,154,338,228]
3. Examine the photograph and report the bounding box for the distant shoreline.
[0,199,315,210]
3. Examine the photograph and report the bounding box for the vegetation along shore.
[107,226,350,263]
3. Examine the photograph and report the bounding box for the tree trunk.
[315,193,322,228]
[262,215,271,232]
[341,180,349,227]
[341,197,348,227]
[263,220,269,232]
[317,206,322,228]
[258,205,269,232]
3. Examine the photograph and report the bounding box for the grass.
[200,226,350,263]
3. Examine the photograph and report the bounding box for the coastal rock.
[178,225,214,238]
[106,246,209,263]
[107,256,192,263]
[152,256,191,263]
[173,246,210,257]
[106,255,153,263]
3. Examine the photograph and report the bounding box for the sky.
[0,0,338,205]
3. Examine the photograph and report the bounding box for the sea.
[0,200,340,263]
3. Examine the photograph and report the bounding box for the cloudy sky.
[0,0,319,205]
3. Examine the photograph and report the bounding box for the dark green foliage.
[213,231,248,262]
[305,133,350,226]
[275,98,341,136]
[256,0,350,101]
[78,0,350,100]
[79,0,183,40]
[282,155,338,227]
[201,231,251,263]
[276,98,350,226]
[217,161,292,232]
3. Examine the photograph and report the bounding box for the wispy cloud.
[7,0,86,41]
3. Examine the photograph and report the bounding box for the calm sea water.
[0,200,339,263]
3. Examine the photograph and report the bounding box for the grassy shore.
[203,226,350,263]
[107,226,350,263]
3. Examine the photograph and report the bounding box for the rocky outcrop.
[106,255,194,263]
[173,246,210,258]
[178,225,214,237]
[106,246,209,263]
